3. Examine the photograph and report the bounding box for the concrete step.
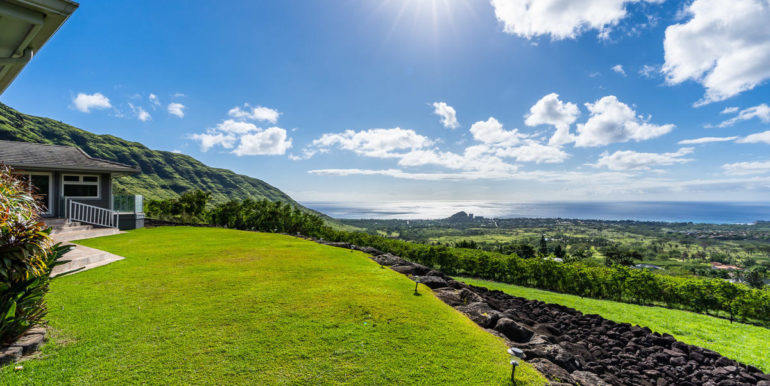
[51,224,93,233]
[52,244,124,276]
[51,228,122,243]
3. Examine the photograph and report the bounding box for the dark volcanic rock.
[493,317,534,343]
[529,358,575,384]
[456,302,502,328]
[371,253,404,266]
[571,370,611,386]
[416,275,448,289]
[390,263,432,276]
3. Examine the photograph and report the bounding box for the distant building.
[633,264,662,270]
[710,262,742,271]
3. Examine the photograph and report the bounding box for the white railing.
[67,199,119,228]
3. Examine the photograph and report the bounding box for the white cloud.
[737,130,770,144]
[137,108,151,122]
[149,93,160,106]
[311,128,433,158]
[574,95,674,147]
[190,132,236,151]
[722,160,770,175]
[714,103,770,127]
[432,102,460,129]
[72,92,111,113]
[469,117,524,146]
[662,0,770,105]
[495,142,570,164]
[639,65,658,78]
[228,104,280,123]
[524,93,579,146]
[612,64,626,76]
[678,136,738,145]
[720,106,739,114]
[168,102,186,118]
[212,119,260,134]
[490,0,662,40]
[170,149,182,154]
[593,147,694,170]
[233,127,292,156]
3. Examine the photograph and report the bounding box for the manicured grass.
[2,227,546,385]
[458,277,770,373]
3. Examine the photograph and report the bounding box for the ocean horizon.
[303,201,770,224]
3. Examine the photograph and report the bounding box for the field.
[343,215,770,280]
[1,227,545,385]
[459,277,770,373]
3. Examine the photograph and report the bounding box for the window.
[62,174,100,198]
[13,172,52,215]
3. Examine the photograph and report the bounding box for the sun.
[375,0,474,45]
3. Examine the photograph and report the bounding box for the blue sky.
[2,0,770,204]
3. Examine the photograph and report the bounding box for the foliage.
[0,166,71,343]
[459,277,770,373]
[145,190,211,223]
[204,198,770,326]
[1,227,546,385]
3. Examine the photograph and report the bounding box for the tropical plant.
[0,165,71,343]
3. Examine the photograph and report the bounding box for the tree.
[603,246,640,267]
[554,245,566,259]
[538,235,548,256]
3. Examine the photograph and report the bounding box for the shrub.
[0,165,71,343]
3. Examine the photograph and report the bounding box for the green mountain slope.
[0,103,302,207]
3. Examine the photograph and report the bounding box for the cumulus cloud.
[737,130,770,144]
[678,136,738,145]
[490,0,662,40]
[311,128,433,158]
[190,132,236,151]
[593,147,694,170]
[233,127,292,156]
[128,103,151,122]
[432,102,460,129]
[168,102,185,118]
[612,64,626,76]
[495,142,570,164]
[714,103,770,128]
[662,0,770,105]
[72,92,111,113]
[722,160,770,175]
[524,93,580,146]
[574,95,674,147]
[191,114,292,155]
[470,117,524,146]
[228,104,280,123]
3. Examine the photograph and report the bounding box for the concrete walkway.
[46,219,126,276]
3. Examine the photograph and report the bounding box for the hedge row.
[207,200,770,326]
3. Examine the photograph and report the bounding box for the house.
[710,262,742,271]
[0,140,144,229]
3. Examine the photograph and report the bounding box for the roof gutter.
[0,48,34,65]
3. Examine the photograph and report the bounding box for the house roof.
[0,0,79,95]
[0,140,140,175]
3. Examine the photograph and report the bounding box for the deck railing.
[66,199,119,228]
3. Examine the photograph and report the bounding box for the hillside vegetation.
[459,277,770,373]
[0,227,545,385]
[0,103,299,206]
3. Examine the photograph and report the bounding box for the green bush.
[0,165,71,343]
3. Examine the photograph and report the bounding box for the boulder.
[456,302,502,328]
[10,333,44,355]
[432,288,463,306]
[571,370,611,386]
[360,246,383,255]
[417,275,448,289]
[523,344,581,372]
[372,253,404,266]
[493,318,534,343]
[390,263,431,276]
[528,358,575,384]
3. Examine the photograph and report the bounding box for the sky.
[2,0,770,204]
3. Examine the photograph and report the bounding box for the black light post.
[507,347,526,384]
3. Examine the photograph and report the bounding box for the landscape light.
[507,347,525,384]
[510,360,519,384]
[414,276,420,294]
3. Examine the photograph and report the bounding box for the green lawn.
[2,227,545,385]
[458,277,770,373]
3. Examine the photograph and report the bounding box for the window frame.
[61,173,101,200]
[13,171,53,215]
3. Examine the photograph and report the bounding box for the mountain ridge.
[0,103,306,209]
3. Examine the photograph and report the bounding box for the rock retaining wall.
[314,239,770,386]
[0,326,47,366]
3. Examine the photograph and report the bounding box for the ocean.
[302,201,770,224]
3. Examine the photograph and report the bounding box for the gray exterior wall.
[117,212,145,230]
[53,171,112,218]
